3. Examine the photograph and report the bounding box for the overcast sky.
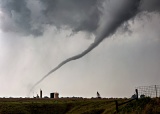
[0,0,160,98]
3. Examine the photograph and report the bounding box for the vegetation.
[0,97,159,114]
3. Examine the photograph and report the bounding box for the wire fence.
[136,85,160,98]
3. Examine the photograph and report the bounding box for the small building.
[50,92,59,99]
[50,93,54,98]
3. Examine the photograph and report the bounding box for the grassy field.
[0,97,159,114]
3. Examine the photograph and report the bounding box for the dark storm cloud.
[0,0,31,35]
[0,0,44,36]
[140,0,160,12]
[0,0,160,36]
[0,0,101,36]
[40,0,101,33]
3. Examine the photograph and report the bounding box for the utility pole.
[155,85,157,98]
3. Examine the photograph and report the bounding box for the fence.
[115,85,160,113]
[136,85,160,98]
[115,89,138,113]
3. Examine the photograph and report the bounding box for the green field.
[0,97,159,114]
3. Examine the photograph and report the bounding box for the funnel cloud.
[30,0,141,91]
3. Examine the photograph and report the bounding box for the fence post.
[115,100,119,113]
[135,89,138,100]
[155,85,157,98]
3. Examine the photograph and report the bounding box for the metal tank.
[40,89,42,98]
[54,92,59,99]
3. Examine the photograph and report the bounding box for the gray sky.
[0,0,160,98]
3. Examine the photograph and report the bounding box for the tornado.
[30,0,141,92]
